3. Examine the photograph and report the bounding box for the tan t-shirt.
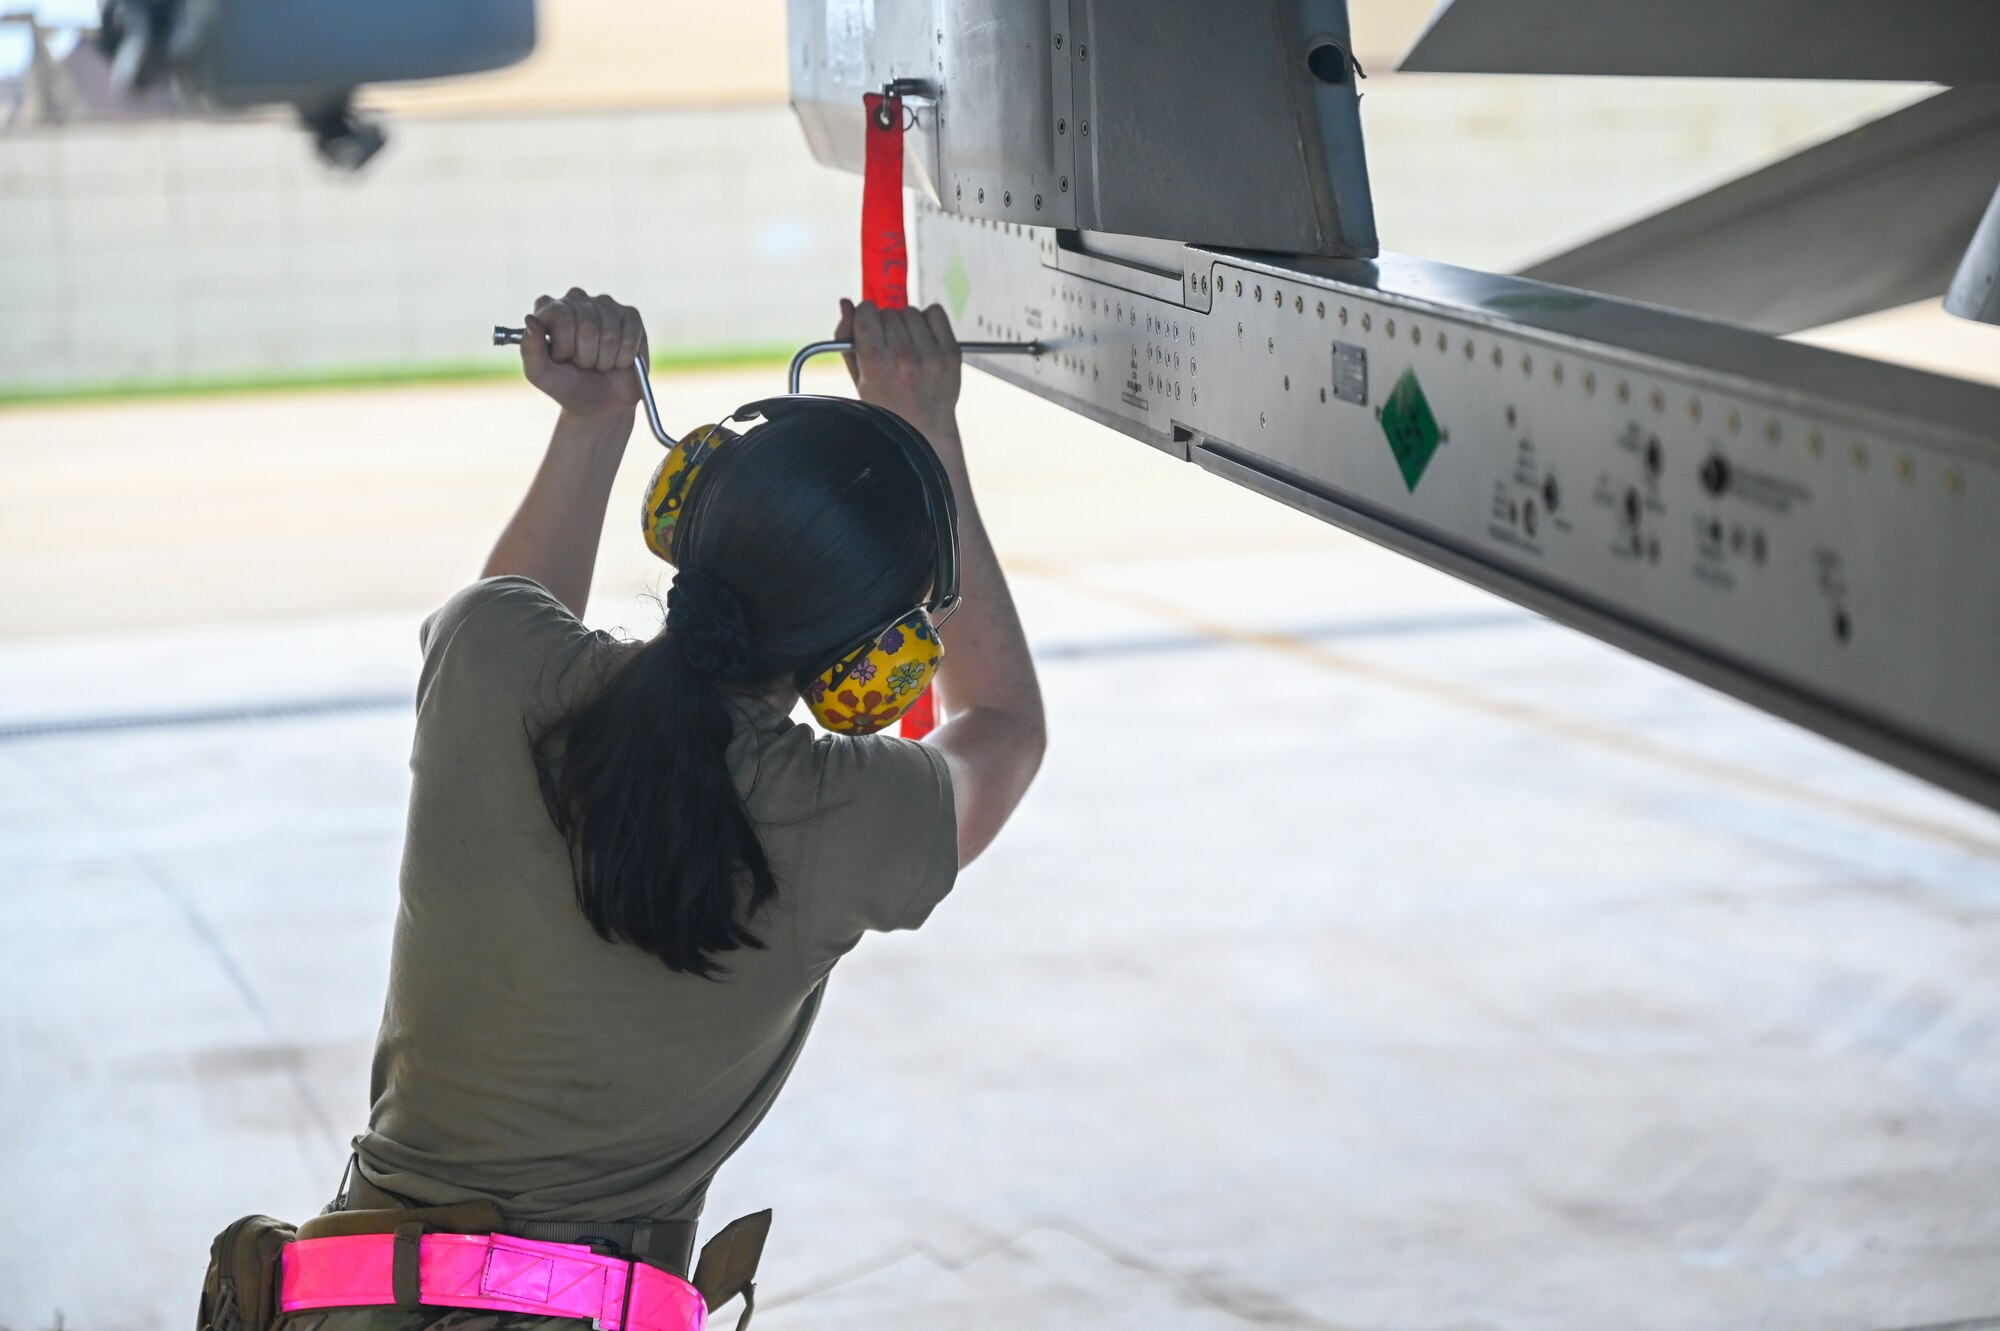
[352,576,958,1224]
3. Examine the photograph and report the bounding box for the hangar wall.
[0,105,859,393]
[0,78,1919,395]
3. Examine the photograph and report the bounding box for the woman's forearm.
[923,412,1046,865]
[482,408,633,617]
[487,290,650,616]
[928,418,1042,728]
[834,299,1045,865]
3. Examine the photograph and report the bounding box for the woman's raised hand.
[520,289,648,420]
[835,299,963,441]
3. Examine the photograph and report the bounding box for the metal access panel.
[1519,87,2000,335]
[1400,0,2000,82]
[787,0,1376,256]
[918,208,2000,810]
[182,0,536,107]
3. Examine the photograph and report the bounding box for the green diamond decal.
[943,249,972,322]
[1380,368,1442,491]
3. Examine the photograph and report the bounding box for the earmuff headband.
[728,395,960,621]
[646,396,961,734]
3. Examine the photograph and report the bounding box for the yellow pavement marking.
[1016,559,2000,862]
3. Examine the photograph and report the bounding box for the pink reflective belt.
[279,1231,708,1331]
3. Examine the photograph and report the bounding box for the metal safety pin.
[785,338,1043,394]
[494,324,678,449]
[494,325,1043,446]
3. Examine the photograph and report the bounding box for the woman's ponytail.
[531,406,936,976]
[532,569,778,977]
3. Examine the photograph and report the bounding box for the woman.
[275,290,1044,1330]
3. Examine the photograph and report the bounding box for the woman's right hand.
[838,298,1044,862]
[520,288,647,422]
[836,299,963,442]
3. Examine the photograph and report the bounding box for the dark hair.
[532,406,937,976]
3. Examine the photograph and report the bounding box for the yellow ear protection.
[641,395,960,737]
[641,420,740,564]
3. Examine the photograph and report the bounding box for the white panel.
[0,193,62,256]
[916,204,2000,807]
[5,106,865,391]
[163,120,288,191]
[53,123,172,197]
[0,132,58,198]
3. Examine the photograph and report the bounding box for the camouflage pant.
[278,1311,580,1331]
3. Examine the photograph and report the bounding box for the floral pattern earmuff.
[640,409,957,737]
[804,608,944,735]
[642,422,739,564]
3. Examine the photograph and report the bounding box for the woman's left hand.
[520,288,648,420]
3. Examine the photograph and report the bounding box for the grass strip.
[0,343,798,409]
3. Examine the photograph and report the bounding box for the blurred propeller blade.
[1400,0,2000,81]
[1517,88,2000,334]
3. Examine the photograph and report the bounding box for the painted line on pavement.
[0,609,1525,744]
[1014,560,2000,862]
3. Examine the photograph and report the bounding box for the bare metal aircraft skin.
[786,0,2000,811]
